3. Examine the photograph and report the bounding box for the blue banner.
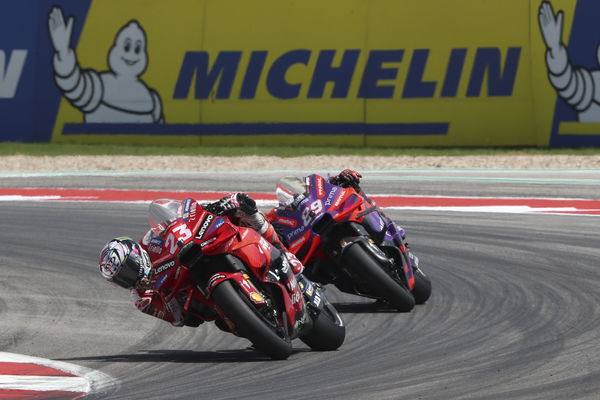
[0,0,91,142]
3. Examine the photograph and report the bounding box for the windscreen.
[148,199,182,234]
[276,176,306,206]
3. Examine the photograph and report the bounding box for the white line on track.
[0,195,62,201]
[0,376,89,392]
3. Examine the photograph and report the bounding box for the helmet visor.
[110,250,145,289]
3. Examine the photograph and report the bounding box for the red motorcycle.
[143,198,345,360]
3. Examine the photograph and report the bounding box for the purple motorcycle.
[269,174,431,312]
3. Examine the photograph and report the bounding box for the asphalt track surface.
[1,169,600,399]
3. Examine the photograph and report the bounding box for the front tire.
[300,301,345,351]
[212,280,292,360]
[342,242,415,312]
[411,267,432,304]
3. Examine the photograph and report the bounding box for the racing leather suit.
[132,197,304,326]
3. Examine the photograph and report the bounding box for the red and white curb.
[0,352,117,399]
[0,188,599,216]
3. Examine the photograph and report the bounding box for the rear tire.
[300,301,345,351]
[411,268,432,304]
[342,242,415,312]
[212,280,292,360]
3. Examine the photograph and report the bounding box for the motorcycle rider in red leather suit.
[98,193,305,327]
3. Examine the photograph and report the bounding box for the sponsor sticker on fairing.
[313,293,322,307]
[182,198,192,221]
[290,235,306,250]
[212,217,225,230]
[200,237,217,247]
[250,292,265,303]
[148,244,162,254]
[291,291,302,305]
[189,201,198,221]
[315,175,325,198]
[277,217,298,228]
[286,277,297,292]
[241,277,253,291]
[150,237,164,245]
[259,236,271,252]
[280,257,290,273]
[301,280,314,297]
[154,275,168,289]
[195,214,214,239]
[333,190,346,208]
[287,225,305,240]
[154,259,176,275]
[324,186,339,207]
[207,273,226,289]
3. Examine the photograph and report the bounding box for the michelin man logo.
[48,6,164,123]
[539,1,600,122]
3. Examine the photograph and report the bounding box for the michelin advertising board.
[0,0,598,147]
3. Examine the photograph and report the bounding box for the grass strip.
[1,143,600,157]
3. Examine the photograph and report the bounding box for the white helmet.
[98,237,151,289]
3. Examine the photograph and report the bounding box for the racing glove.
[208,193,290,251]
[329,169,362,189]
[205,193,258,216]
[235,193,259,215]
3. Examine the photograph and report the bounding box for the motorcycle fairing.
[274,174,416,292]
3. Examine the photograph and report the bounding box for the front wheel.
[411,267,432,304]
[300,300,345,351]
[342,242,415,312]
[212,280,292,360]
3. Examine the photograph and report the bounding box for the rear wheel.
[212,280,292,360]
[300,300,345,351]
[342,242,415,312]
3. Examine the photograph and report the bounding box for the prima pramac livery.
[269,171,431,312]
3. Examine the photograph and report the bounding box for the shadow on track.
[58,348,309,364]
[331,301,410,313]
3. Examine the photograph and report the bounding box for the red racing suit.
[132,206,304,326]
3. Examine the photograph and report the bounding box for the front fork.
[385,219,417,290]
[264,253,309,338]
[267,254,330,338]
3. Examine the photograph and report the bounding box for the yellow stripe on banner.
[558,122,600,135]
